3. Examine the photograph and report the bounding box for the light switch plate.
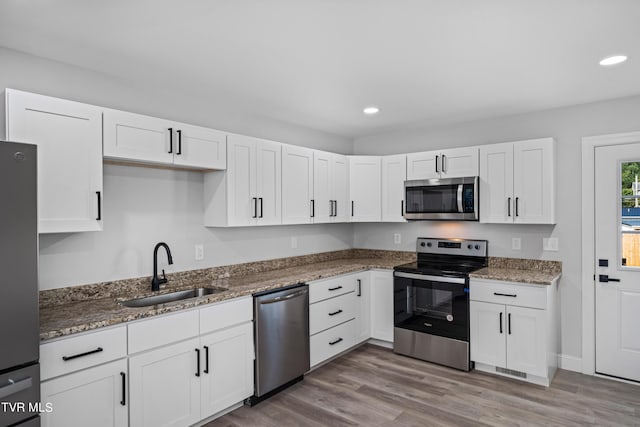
[512,237,521,250]
[394,233,402,244]
[543,237,559,251]
[195,244,204,261]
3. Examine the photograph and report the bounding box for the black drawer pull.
[176,129,182,155]
[508,313,512,335]
[203,345,210,374]
[499,312,503,334]
[120,372,126,406]
[195,348,201,377]
[62,347,103,361]
[328,286,343,291]
[96,191,102,221]
[494,292,517,298]
[329,338,343,346]
[168,127,173,153]
[328,309,343,316]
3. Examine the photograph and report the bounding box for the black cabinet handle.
[252,197,257,218]
[329,338,343,346]
[515,197,519,217]
[435,155,439,173]
[499,312,503,334]
[334,200,337,217]
[494,292,517,298]
[442,154,446,173]
[96,191,102,221]
[357,279,362,297]
[259,198,263,218]
[328,309,343,316]
[401,200,404,216]
[328,286,343,291]
[62,347,103,361]
[351,201,354,217]
[311,199,315,217]
[168,127,173,153]
[176,129,182,155]
[507,197,511,217]
[203,346,209,374]
[508,313,512,335]
[195,348,201,377]
[120,372,126,406]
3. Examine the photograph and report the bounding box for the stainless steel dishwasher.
[247,283,309,405]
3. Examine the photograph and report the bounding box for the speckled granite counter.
[469,257,562,285]
[40,249,415,341]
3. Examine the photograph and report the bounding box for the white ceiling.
[1,0,639,138]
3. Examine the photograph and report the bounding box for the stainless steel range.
[393,237,488,371]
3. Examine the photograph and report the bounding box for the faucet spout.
[152,242,174,292]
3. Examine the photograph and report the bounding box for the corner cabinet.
[204,134,281,226]
[349,156,382,222]
[5,89,103,233]
[282,144,314,224]
[312,151,349,223]
[406,146,478,180]
[479,138,556,224]
[381,155,407,222]
[103,109,226,170]
[469,278,558,386]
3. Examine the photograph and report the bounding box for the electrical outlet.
[543,237,559,251]
[291,237,298,249]
[512,237,521,251]
[394,233,402,244]
[194,244,204,261]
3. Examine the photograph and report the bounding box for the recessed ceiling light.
[599,55,628,66]
[363,106,380,115]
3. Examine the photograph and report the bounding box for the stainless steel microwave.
[403,176,479,221]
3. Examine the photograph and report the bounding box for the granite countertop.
[40,251,414,341]
[469,257,562,285]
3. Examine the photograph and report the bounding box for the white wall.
[353,95,640,360]
[0,47,353,289]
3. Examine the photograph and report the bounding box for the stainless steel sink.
[120,287,228,307]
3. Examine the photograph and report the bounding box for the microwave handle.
[457,184,463,213]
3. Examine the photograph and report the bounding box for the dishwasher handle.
[257,288,308,305]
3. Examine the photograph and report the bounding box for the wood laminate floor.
[205,344,640,427]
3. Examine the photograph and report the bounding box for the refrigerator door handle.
[0,377,33,400]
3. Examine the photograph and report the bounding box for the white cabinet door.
[506,305,547,377]
[406,151,438,180]
[513,138,555,224]
[313,150,332,223]
[349,156,381,222]
[470,301,507,368]
[479,142,513,224]
[172,124,226,170]
[6,89,103,233]
[369,270,393,342]
[381,154,407,222]
[332,154,350,222]
[226,135,257,226]
[256,140,282,225]
[353,273,371,343]
[103,109,174,165]
[440,146,479,178]
[129,338,200,427]
[200,323,254,419]
[41,359,127,427]
[282,144,314,224]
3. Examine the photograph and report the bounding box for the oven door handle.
[394,271,466,284]
[457,184,463,213]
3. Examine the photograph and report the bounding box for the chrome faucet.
[151,242,174,292]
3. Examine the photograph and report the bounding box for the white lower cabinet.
[354,273,371,343]
[469,278,558,386]
[41,359,128,427]
[369,270,394,342]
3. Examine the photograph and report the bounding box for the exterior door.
[595,142,640,382]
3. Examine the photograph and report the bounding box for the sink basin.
[120,287,228,308]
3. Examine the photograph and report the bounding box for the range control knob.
[426,242,432,247]
[420,242,426,247]
[475,244,480,250]
[467,244,472,249]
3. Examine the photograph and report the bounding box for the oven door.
[403,177,478,221]
[394,271,469,341]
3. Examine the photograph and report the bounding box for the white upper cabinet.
[381,154,407,222]
[349,156,381,222]
[313,151,349,223]
[5,89,103,233]
[204,134,281,227]
[103,109,226,170]
[282,144,314,224]
[480,138,555,224]
[406,146,478,180]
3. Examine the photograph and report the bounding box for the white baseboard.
[558,354,582,372]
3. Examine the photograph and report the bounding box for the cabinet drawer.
[41,326,127,381]
[310,319,356,367]
[128,309,199,354]
[310,292,356,335]
[470,279,546,309]
[309,274,357,304]
[200,296,253,335]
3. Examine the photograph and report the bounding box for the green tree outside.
[621,162,640,208]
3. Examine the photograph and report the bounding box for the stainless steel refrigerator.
[0,141,41,426]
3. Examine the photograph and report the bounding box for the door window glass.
[620,161,640,267]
